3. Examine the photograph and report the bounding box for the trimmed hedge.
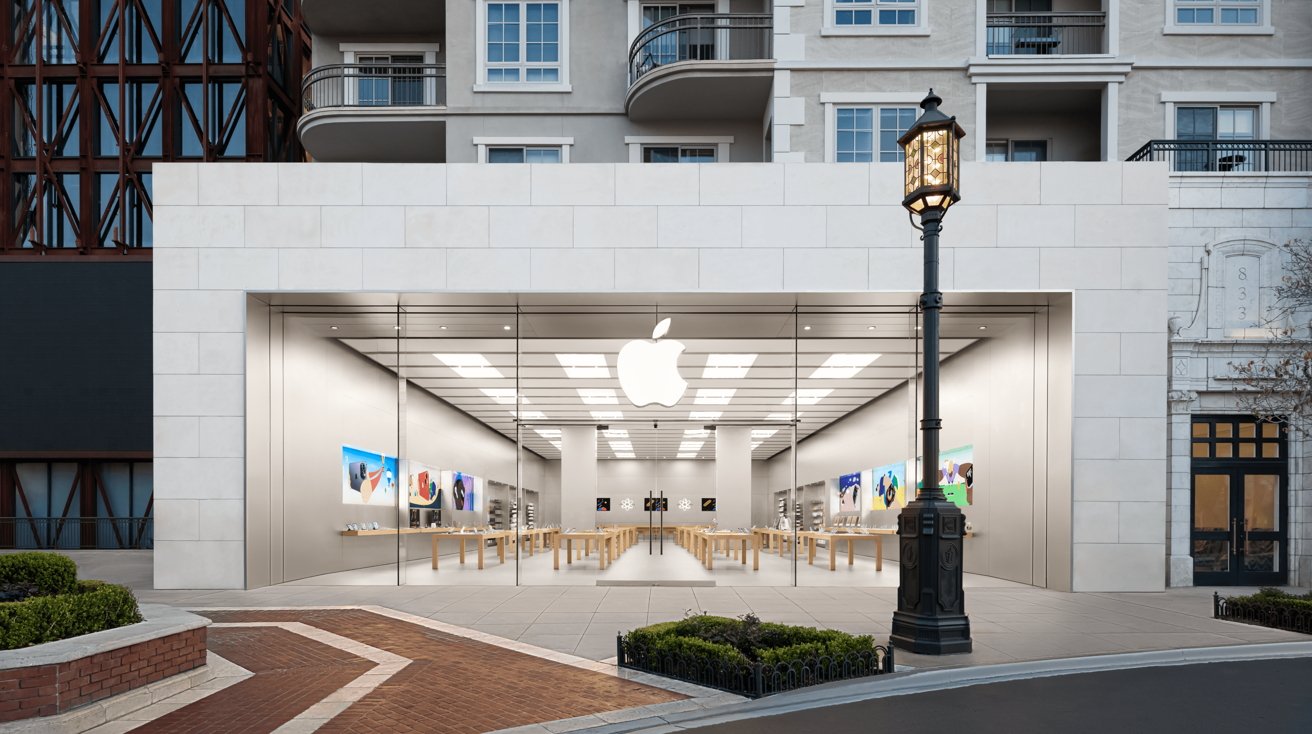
[1216,588,1312,636]
[0,553,143,651]
[0,552,79,596]
[625,614,878,667]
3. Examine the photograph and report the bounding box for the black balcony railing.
[1127,140,1312,173]
[629,13,772,85]
[0,517,154,550]
[302,63,447,113]
[986,12,1106,56]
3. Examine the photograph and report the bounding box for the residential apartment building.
[0,1,309,551]
[146,0,1312,593]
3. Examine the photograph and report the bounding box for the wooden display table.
[797,530,889,571]
[339,526,455,537]
[693,530,760,571]
[518,527,558,555]
[430,530,514,570]
[675,525,710,550]
[599,525,638,550]
[752,528,800,556]
[554,530,625,570]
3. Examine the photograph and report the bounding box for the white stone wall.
[152,161,1169,590]
[1166,173,1312,587]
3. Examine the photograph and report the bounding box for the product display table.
[797,530,891,572]
[693,530,760,571]
[430,530,514,570]
[598,525,639,551]
[339,527,453,537]
[518,527,559,555]
[675,526,711,550]
[554,530,627,570]
[752,528,798,556]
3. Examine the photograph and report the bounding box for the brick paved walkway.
[129,608,685,734]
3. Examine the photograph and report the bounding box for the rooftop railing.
[629,13,772,86]
[0,517,153,550]
[302,63,447,113]
[1127,140,1312,173]
[986,12,1106,56]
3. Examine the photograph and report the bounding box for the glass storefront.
[248,294,1065,589]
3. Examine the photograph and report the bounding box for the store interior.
[244,294,1072,590]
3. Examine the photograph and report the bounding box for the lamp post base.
[890,611,973,655]
[890,495,972,655]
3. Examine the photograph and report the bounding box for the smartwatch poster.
[342,445,398,507]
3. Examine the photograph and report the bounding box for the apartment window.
[986,140,1048,162]
[835,106,916,163]
[356,54,425,106]
[487,146,563,163]
[833,0,920,27]
[640,4,716,66]
[643,146,716,163]
[484,1,563,84]
[1176,106,1257,171]
[1174,0,1260,26]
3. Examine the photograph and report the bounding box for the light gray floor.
[29,550,1310,670]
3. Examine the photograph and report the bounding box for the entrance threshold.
[598,579,717,587]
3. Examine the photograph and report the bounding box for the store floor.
[278,538,1031,588]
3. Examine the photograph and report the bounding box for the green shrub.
[0,580,143,651]
[0,552,79,595]
[625,613,876,666]
[640,634,750,670]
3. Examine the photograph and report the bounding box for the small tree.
[1230,239,1312,434]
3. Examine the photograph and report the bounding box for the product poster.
[596,497,611,511]
[701,497,716,511]
[342,445,398,507]
[837,472,862,512]
[910,445,975,508]
[408,462,442,509]
[871,461,906,510]
[643,497,669,512]
[442,470,482,512]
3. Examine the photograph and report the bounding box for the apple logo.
[617,317,687,407]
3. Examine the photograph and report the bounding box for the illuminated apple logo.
[617,318,687,408]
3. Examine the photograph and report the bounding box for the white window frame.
[1160,91,1273,139]
[474,0,572,92]
[821,93,922,163]
[625,136,733,163]
[823,0,930,37]
[473,137,574,163]
[1163,0,1272,35]
[339,44,442,107]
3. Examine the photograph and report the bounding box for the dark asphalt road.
[684,658,1312,734]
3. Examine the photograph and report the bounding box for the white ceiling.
[281,296,1037,461]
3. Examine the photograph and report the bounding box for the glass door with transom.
[1190,416,1287,585]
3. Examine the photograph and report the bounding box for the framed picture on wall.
[341,445,398,507]
[442,470,482,512]
[408,462,442,509]
[872,461,906,510]
[701,497,716,511]
[643,497,669,512]
[597,497,611,511]
[837,472,862,512]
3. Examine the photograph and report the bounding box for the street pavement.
[684,657,1312,733]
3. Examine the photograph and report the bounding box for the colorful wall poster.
[643,497,670,512]
[596,497,611,511]
[342,445,398,507]
[442,470,482,512]
[837,472,862,512]
[871,461,906,510]
[408,462,442,509]
[910,445,975,508]
[701,497,716,511]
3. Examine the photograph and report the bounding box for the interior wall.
[254,310,546,585]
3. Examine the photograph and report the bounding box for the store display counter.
[554,528,634,571]
[338,527,456,537]
[691,530,760,571]
[430,530,515,570]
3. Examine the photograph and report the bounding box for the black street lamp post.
[890,90,973,655]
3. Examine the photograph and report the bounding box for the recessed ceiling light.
[440,325,448,330]
[482,388,527,405]
[590,410,624,420]
[783,389,832,406]
[434,353,503,378]
[689,411,722,421]
[916,326,922,330]
[555,353,610,379]
[867,326,876,331]
[394,326,402,331]
[979,325,987,330]
[803,325,812,331]
[503,325,512,331]
[330,325,339,330]
[702,354,757,379]
[693,388,736,405]
[577,388,619,405]
[809,353,880,379]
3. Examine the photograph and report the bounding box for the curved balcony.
[626,13,773,122]
[301,0,444,37]
[298,64,447,162]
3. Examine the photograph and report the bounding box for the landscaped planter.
[1215,590,1312,635]
[617,615,894,698]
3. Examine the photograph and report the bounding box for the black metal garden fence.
[1214,592,1312,635]
[616,634,895,698]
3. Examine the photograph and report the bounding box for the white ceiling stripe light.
[765,412,800,421]
[751,441,763,450]
[577,388,619,405]
[482,388,527,405]
[783,389,832,406]
[534,427,561,439]
[678,441,704,452]
[602,428,629,439]
[434,353,503,378]
[808,353,880,379]
[677,453,698,459]
[683,429,712,439]
[515,410,548,421]
[693,388,736,405]
[614,452,636,459]
[689,411,722,421]
[751,429,778,439]
[702,354,757,379]
[590,410,624,420]
[555,353,610,378]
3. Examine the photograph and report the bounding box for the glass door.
[1190,417,1287,585]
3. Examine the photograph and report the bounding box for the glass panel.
[1261,422,1278,438]
[1192,443,1209,458]
[1262,443,1279,458]
[487,147,526,163]
[1215,422,1233,438]
[1237,422,1256,438]
[1193,474,1229,532]
[1214,443,1233,458]
[1193,539,1229,573]
[1244,540,1277,573]
[1244,475,1278,532]
[1192,423,1209,438]
[1238,442,1256,458]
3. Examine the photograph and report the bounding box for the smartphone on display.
[349,461,368,491]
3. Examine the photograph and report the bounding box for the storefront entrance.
[1190,416,1288,586]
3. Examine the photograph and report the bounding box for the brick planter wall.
[0,627,207,722]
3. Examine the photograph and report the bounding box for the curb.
[547,641,1312,734]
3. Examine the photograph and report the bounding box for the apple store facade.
[153,162,1170,594]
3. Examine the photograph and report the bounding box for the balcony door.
[1190,416,1287,586]
[356,54,425,107]
[987,0,1054,55]
[640,3,715,67]
[1176,106,1257,172]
